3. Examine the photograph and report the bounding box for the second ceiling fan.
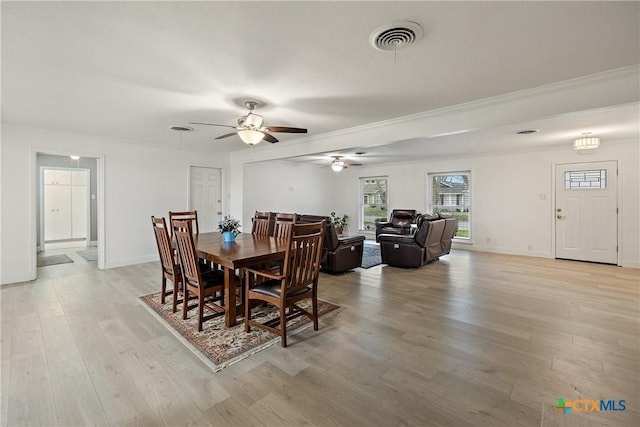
[190,101,307,145]
[331,156,362,172]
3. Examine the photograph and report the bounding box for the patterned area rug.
[76,248,98,262]
[139,292,341,372]
[37,254,74,267]
[361,241,382,268]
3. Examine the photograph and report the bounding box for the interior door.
[189,166,222,232]
[44,184,72,241]
[555,161,618,264]
[71,170,88,239]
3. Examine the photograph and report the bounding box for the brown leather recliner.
[375,209,418,242]
[297,214,366,273]
[379,214,456,268]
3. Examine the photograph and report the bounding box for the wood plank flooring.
[1,250,638,426]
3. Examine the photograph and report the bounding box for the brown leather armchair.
[375,209,418,242]
[298,214,366,273]
[379,214,456,268]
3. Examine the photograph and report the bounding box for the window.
[359,176,388,231]
[565,169,607,189]
[427,172,471,239]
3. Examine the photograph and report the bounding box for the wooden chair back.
[169,210,199,236]
[251,211,275,236]
[281,221,325,294]
[151,216,176,274]
[273,212,297,239]
[173,220,202,288]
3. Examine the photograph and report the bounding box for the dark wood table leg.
[224,267,237,327]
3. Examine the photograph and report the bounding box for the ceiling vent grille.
[369,21,423,51]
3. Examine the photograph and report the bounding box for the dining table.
[193,232,288,327]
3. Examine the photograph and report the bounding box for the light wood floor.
[1,250,638,426]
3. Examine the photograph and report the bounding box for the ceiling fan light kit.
[331,158,345,172]
[238,129,265,145]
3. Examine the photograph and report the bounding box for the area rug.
[76,248,98,262]
[139,291,341,372]
[361,241,382,268]
[37,254,74,267]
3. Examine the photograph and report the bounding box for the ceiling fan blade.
[215,132,238,140]
[345,162,363,167]
[189,122,237,129]
[262,132,279,143]
[263,126,307,133]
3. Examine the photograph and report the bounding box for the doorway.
[555,161,618,264]
[35,153,101,273]
[189,166,222,232]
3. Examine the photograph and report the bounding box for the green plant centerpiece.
[330,212,349,234]
[218,215,241,242]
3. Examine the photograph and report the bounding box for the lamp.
[331,158,345,172]
[238,129,265,145]
[573,133,600,151]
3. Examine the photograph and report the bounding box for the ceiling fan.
[331,156,362,172]
[189,101,307,145]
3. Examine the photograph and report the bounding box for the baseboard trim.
[104,254,158,270]
[454,244,552,259]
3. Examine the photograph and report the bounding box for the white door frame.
[39,166,91,250]
[31,149,106,279]
[551,160,621,266]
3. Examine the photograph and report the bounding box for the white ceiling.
[2,1,639,163]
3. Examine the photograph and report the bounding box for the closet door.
[71,171,88,239]
[44,184,72,240]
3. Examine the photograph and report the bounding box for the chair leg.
[312,294,319,331]
[197,292,204,332]
[182,288,189,320]
[161,276,167,304]
[280,305,287,348]
[244,302,251,333]
[172,279,178,313]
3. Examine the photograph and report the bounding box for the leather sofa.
[375,209,418,242]
[297,214,366,273]
[379,213,457,268]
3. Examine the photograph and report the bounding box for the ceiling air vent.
[369,21,423,51]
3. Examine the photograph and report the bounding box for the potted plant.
[218,215,241,242]
[330,212,349,235]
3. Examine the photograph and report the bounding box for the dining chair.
[169,209,216,271]
[173,219,226,331]
[151,216,184,313]
[244,220,325,347]
[251,211,275,236]
[272,212,297,239]
[169,210,199,236]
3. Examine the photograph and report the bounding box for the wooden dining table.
[193,232,288,327]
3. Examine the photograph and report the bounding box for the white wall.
[332,139,639,267]
[1,125,227,285]
[242,160,334,229]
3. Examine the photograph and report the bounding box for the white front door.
[189,166,222,232]
[555,161,618,264]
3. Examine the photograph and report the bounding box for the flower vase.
[223,231,236,242]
